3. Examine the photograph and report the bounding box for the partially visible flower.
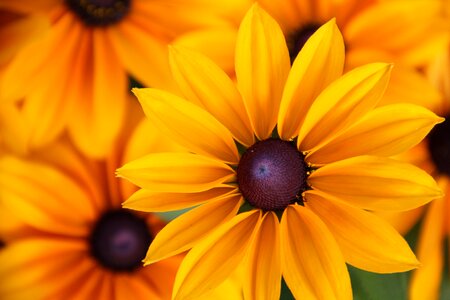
[0,102,186,300]
[0,0,48,69]
[381,43,450,300]
[118,5,443,299]
[256,0,449,111]
[0,0,249,158]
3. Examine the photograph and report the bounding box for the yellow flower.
[0,103,186,300]
[256,0,449,111]
[0,0,245,158]
[118,5,444,299]
[380,45,450,300]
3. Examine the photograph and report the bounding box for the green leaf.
[349,265,410,300]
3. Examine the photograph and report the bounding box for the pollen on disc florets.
[237,138,308,211]
[427,115,450,176]
[90,209,152,272]
[65,0,131,27]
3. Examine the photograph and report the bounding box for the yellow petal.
[172,210,261,300]
[172,26,238,75]
[235,4,290,140]
[378,65,443,112]
[117,152,235,193]
[244,211,281,300]
[123,186,236,212]
[169,45,254,146]
[278,19,344,140]
[308,156,443,211]
[257,0,312,32]
[68,30,128,158]
[0,238,87,298]
[134,88,239,164]
[344,0,447,66]
[306,103,444,165]
[107,20,174,90]
[143,194,242,265]
[0,156,96,235]
[305,190,419,273]
[297,63,392,151]
[280,205,352,300]
[410,194,446,300]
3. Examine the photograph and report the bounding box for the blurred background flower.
[0,102,187,299]
[0,0,250,158]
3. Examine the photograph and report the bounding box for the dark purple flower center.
[65,0,131,27]
[90,209,152,272]
[237,139,307,211]
[286,23,321,64]
[428,115,450,176]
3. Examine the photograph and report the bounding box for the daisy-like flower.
[256,0,449,111]
[380,44,450,300]
[118,5,444,299]
[0,102,188,299]
[0,0,248,158]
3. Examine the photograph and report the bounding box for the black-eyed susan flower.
[117,5,444,299]
[0,0,247,158]
[0,103,187,299]
[380,43,450,300]
[256,0,449,111]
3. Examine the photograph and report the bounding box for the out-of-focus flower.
[0,0,248,158]
[380,45,450,300]
[256,0,449,111]
[117,5,443,299]
[0,102,187,300]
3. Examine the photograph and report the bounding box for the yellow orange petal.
[410,194,446,300]
[344,0,447,66]
[172,210,260,300]
[107,20,174,90]
[235,4,290,140]
[169,45,254,146]
[297,63,392,151]
[278,19,344,140]
[0,156,96,235]
[378,65,443,112]
[172,26,238,75]
[143,194,241,265]
[308,156,443,211]
[280,205,352,300]
[305,190,419,273]
[117,152,235,193]
[306,103,444,165]
[134,88,239,164]
[68,29,127,158]
[243,211,281,300]
[123,186,236,212]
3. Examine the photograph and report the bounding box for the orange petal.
[143,194,241,264]
[280,205,352,300]
[297,63,392,151]
[172,210,261,300]
[243,211,281,300]
[305,190,419,273]
[134,88,239,164]
[235,4,290,139]
[117,152,235,193]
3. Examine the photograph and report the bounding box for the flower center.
[237,138,307,211]
[428,115,450,176]
[65,0,131,27]
[90,209,152,272]
[286,23,321,64]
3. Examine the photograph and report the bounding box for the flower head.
[0,0,246,158]
[118,5,444,299]
[0,103,186,299]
